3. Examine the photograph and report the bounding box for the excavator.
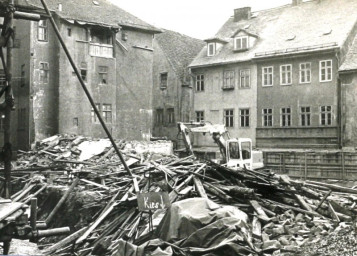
[177,121,263,170]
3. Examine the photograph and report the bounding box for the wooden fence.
[263,150,357,180]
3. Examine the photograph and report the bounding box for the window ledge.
[222,86,235,90]
[262,84,273,87]
[233,48,249,53]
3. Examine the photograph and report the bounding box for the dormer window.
[207,43,216,56]
[234,36,248,51]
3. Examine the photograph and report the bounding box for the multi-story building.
[152,29,204,147]
[254,0,357,149]
[190,0,357,150]
[11,0,160,150]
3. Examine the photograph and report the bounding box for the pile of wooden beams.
[2,135,357,256]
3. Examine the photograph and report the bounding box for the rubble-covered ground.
[3,134,357,256]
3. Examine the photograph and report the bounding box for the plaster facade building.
[190,0,357,150]
[152,29,204,146]
[11,0,160,150]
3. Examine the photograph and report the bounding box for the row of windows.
[196,70,251,92]
[155,108,175,125]
[194,60,333,92]
[207,36,250,56]
[262,106,332,127]
[37,62,108,84]
[195,109,250,128]
[194,106,333,129]
[91,103,112,123]
[262,60,332,86]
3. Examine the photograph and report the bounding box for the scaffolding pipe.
[39,0,133,177]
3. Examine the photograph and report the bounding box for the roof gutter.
[189,59,253,69]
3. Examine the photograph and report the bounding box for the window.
[73,117,79,127]
[300,63,311,84]
[281,107,291,127]
[320,60,332,82]
[80,62,87,82]
[102,104,112,123]
[18,108,26,130]
[196,111,204,122]
[99,66,108,84]
[67,28,72,37]
[0,114,4,131]
[160,73,168,89]
[224,109,234,127]
[38,19,48,41]
[234,36,248,51]
[280,65,292,85]
[262,67,273,86]
[262,108,273,127]
[240,69,250,88]
[240,109,250,127]
[39,62,49,83]
[320,106,332,125]
[20,64,25,87]
[223,71,235,89]
[196,74,204,91]
[91,103,100,123]
[300,107,311,126]
[207,43,215,56]
[156,109,163,125]
[90,27,112,45]
[0,70,5,89]
[167,108,175,124]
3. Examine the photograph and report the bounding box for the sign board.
[137,192,171,212]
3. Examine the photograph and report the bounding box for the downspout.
[336,51,343,149]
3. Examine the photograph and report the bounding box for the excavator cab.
[226,138,253,169]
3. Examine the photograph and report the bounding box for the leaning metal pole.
[3,0,14,200]
[39,0,133,177]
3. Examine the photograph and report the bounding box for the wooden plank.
[193,177,207,198]
[80,178,110,190]
[0,202,24,222]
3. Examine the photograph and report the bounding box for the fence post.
[341,151,345,181]
[304,152,307,180]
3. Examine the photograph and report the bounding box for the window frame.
[207,42,216,56]
[98,66,108,85]
[299,62,311,84]
[240,69,251,89]
[196,74,204,92]
[262,108,273,127]
[160,72,168,89]
[156,109,164,125]
[38,19,48,42]
[234,36,249,51]
[167,108,175,125]
[262,66,273,87]
[319,60,333,82]
[239,108,250,128]
[280,64,292,85]
[224,109,234,128]
[280,107,291,127]
[320,105,332,126]
[39,62,49,84]
[195,111,204,122]
[91,103,100,123]
[223,70,235,89]
[102,104,112,123]
[300,106,311,127]
[80,62,87,82]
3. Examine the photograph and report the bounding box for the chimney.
[292,0,303,5]
[234,7,251,22]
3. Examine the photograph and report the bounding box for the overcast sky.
[109,0,292,39]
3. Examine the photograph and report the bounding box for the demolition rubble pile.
[7,134,357,256]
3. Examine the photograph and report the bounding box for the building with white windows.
[190,0,357,149]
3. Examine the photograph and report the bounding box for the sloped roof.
[190,0,357,68]
[15,0,160,33]
[155,29,204,84]
[340,36,357,72]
